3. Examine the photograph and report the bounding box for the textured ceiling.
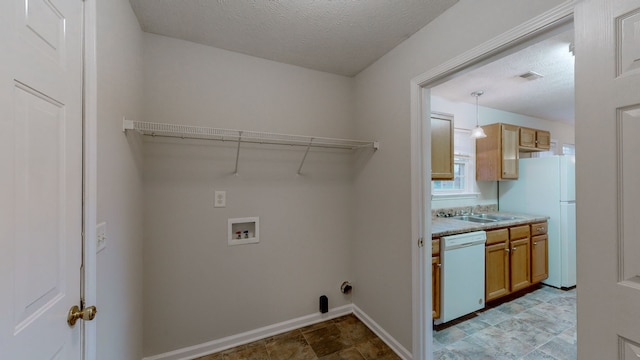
[128,0,459,77]
[432,29,575,124]
[128,1,573,124]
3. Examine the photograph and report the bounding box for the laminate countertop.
[431,212,549,238]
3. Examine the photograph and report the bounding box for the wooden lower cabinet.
[434,221,549,315]
[510,237,531,292]
[432,256,441,319]
[531,234,549,283]
[486,242,510,302]
[485,223,546,302]
[485,229,510,302]
[432,238,441,319]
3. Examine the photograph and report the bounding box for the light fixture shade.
[470,90,486,139]
[470,125,487,139]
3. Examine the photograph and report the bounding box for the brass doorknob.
[67,305,97,326]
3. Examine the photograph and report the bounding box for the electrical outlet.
[97,222,107,253]
[214,191,226,208]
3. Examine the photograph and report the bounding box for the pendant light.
[470,90,487,139]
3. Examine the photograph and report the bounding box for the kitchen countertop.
[431,212,549,238]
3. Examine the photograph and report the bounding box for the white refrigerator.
[498,155,576,288]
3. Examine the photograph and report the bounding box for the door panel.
[13,84,66,332]
[485,242,509,301]
[509,238,531,293]
[501,124,519,179]
[576,0,640,358]
[0,0,83,358]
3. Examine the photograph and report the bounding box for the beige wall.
[352,0,567,351]
[96,0,145,359]
[141,34,361,356]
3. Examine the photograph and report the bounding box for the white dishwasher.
[435,230,486,324]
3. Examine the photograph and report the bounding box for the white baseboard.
[352,305,412,360]
[142,305,353,360]
[142,304,412,360]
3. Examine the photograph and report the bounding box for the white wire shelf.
[123,119,379,174]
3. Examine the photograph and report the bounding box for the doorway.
[410,4,576,359]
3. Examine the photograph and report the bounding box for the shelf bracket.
[297,138,314,175]
[234,131,243,175]
[122,118,134,133]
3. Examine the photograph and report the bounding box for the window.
[562,143,575,155]
[433,157,469,192]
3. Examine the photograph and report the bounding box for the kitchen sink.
[451,214,523,223]
[452,215,497,223]
[471,214,522,221]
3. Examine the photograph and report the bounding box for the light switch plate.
[214,191,226,208]
[97,222,107,253]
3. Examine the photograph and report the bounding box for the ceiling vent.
[519,71,544,81]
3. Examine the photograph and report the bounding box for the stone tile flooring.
[195,314,401,360]
[433,285,577,360]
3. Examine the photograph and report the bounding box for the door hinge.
[418,237,425,248]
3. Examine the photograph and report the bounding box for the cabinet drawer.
[486,229,509,245]
[432,239,440,256]
[531,222,548,236]
[510,225,531,240]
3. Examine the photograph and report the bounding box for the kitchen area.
[428,25,577,360]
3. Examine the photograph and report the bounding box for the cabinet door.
[510,238,531,292]
[501,124,519,179]
[531,234,549,283]
[519,127,536,148]
[486,241,510,301]
[432,256,441,319]
[431,113,454,180]
[536,130,551,150]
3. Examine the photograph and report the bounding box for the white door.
[0,0,85,359]
[576,0,640,358]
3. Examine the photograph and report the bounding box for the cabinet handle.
[437,263,442,268]
[533,242,538,246]
[512,247,517,252]
[505,248,510,253]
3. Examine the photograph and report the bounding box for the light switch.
[214,191,226,208]
[97,222,107,253]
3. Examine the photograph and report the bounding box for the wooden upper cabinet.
[536,130,551,150]
[501,125,519,179]
[519,127,536,148]
[476,123,519,181]
[477,123,553,180]
[431,112,454,180]
[520,127,551,151]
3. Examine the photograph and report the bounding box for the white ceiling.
[128,1,574,124]
[128,0,459,77]
[432,29,575,124]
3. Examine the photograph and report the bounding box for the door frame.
[409,2,576,358]
[82,0,98,358]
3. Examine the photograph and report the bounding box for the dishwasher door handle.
[445,240,486,251]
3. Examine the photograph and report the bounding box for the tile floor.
[433,285,577,360]
[195,314,401,360]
